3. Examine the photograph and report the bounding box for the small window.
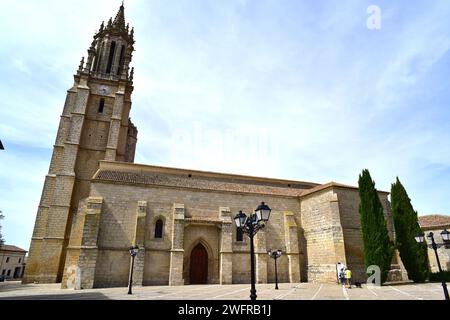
[98,99,105,113]
[18,258,21,264]
[1,270,5,275]
[236,227,244,242]
[5,257,9,263]
[7,270,11,276]
[155,219,163,239]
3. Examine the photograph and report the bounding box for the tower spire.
[83,2,135,77]
[113,2,126,30]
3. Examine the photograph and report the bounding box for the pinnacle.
[112,2,126,30]
[93,2,135,45]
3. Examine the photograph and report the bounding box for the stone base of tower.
[22,238,66,284]
[22,247,43,284]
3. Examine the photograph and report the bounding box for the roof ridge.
[418,214,450,229]
[0,244,28,252]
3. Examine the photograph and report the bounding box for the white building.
[0,245,27,280]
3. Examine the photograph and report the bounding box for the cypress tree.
[391,177,429,282]
[358,169,394,284]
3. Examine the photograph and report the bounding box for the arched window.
[106,41,116,74]
[117,45,125,75]
[236,227,243,242]
[155,219,163,239]
[95,42,105,72]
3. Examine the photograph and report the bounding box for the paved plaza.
[0,281,448,300]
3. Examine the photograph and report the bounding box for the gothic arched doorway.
[190,243,208,284]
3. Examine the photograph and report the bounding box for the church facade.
[23,5,406,289]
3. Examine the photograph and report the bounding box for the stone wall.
[300,189,346,283]
[80,173,303,287]
[335,187,406,283]
[60,163,409,287]
[334,188,367,282]
[94,250,130,288]
[143,250,170,285]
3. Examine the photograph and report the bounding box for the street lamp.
[415,231,450,300]
[234,202,272,301]
[267,249,282,290]
[128,246,139,295]
[441,229,450,243]
[414,233,425,244]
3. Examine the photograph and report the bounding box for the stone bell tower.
[23,4,138,284]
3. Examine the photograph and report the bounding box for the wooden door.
[190,243,208,284]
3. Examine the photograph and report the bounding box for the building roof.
[300,182,355,197]
[93,161,383,199]
[418,215,450,229]
[0,245,27,253]
[299,181,389,198]
[93,161,320,197]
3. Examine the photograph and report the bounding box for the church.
[23,4,407,289]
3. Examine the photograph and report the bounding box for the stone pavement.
[0,281,447,300]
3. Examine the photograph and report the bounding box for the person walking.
[339,268,346,286]
[336,262,344,284]
[345,268,352,289]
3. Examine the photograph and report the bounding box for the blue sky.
[1,0,450,251]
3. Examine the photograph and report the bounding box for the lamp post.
[415,230,450,300]
[234,202,272,301]
[128,246,139,295]
[267,249,282,290]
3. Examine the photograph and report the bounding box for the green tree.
[391,177,429,282]
[358,169,394,284]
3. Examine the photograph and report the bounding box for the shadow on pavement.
[0,292,110,300]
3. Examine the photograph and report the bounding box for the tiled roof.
[0,245,27,253]
[94,170,309,197]
[299,181,390,198]
[93,161,380,199]
[299,182,354,197]
[418,215,450,229]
